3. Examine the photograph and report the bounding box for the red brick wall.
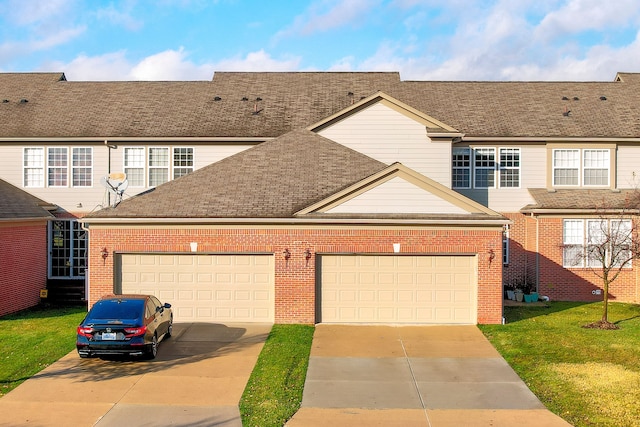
[502,213,639,303]
[0,221,48,317]
[87,226,503,324]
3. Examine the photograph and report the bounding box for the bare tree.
[565,194,640,329]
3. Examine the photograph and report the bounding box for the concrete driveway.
[0,323,271,427]
[287,325,572,427]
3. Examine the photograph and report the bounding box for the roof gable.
[308,91,460,135]
[297,163,500,217]
[86,129,389,219]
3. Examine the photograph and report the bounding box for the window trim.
[563,218,633,269]
[47,147,69,188]
[23,147,45,188]
[173,147,195,179]
[124,147,146,187]
[550,146,614,189]
[72,147,93,188]
[453,146,521,190]
[148,146,170,188]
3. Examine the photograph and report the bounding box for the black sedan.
[77,294,172,359]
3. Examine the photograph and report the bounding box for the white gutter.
[80,217,509,226]
[522,208,640,215]
[0,136,274,143]
[458,136,640,143]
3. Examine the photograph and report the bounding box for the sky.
[1,0,639,82]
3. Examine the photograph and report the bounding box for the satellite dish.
[100,172,128,207]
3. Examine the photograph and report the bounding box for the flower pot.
[515,290,524,302]
[524,294,535,303]
[530,292,538,302]
[506,290,515,300]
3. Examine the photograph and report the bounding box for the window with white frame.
[583,149,610,186]
[23,147,44,187]
[452,147,471,188]
[474,148,496,188]
[173,147,194,179]
[148,147,169,187]
[124,147,145,187]
[563,219,633,268]
[47,147,68,187]
[553,149,610,187]
[453,147,520,189]
[72,147,93,187]
[499,148,520,188]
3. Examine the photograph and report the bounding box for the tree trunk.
[601,274,609,323]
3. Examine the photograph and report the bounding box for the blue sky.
[1,0,639,81]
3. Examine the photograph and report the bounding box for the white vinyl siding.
[317,102,452,186]
[23,147,45,187]
[325,176,469,214]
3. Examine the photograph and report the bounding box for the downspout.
[530,212,540,293]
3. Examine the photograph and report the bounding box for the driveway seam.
[399,335,432,427]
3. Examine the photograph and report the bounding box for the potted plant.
[522,282,538,303]
[504,283,516,301]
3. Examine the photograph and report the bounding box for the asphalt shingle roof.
[0,179,54,219]
[524,188,640,212]
[87,129,389,218]
[1,71,639,139]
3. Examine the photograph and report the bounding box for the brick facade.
[504,213,639,303]
[87,225,504,324]
[0,221,48,317]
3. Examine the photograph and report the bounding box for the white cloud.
[95,2,144,31]
[130,48,213,80]
[48,48,302,81]
[535,0,640,41]
[45,51,134,81]
[273,0,382,42]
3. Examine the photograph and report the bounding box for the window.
[124,147,145,187]
[23,147,44,187]
[453,147,519,189]
[72,147,93,187]
[452,148,471,188]
[583,149,609,186]
[49,220,86,278]
[148,147,169,187]
[553,149,610,187]
[474,148,496,188]
[499,148,520,188]
[173,147,194,179]
[47,147,68,187]
[563,219,633,268]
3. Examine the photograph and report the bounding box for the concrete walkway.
[287,325,572,427]
[0,323,271,427]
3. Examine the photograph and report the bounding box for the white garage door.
[118,254,274,322]
[320,255,477,324]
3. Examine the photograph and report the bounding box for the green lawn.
[0,306,87,397]
[4,303,639,427]
[239,324,314,427]
[479,301,640,427]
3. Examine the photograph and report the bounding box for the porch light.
[190,242,198,252]
[100,247,109,264]
[283,248,291,260]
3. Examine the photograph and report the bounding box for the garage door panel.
[119,254,274,322]
[321,255,477,324]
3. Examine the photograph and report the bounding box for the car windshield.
[87,299,144,320]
